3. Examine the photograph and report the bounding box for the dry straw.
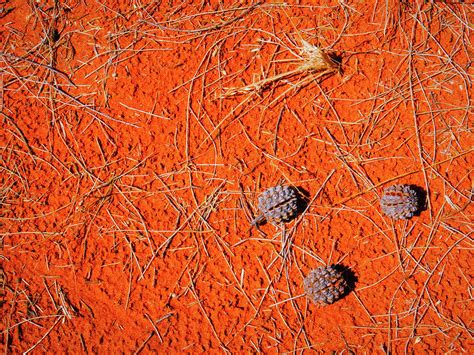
[221,40,340,98]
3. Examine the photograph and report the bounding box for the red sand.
[1,1,473,353]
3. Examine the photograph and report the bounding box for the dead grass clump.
[221,40,340,98]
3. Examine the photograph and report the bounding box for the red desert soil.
[1,1,473,353]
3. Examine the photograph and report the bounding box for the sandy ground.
[1,1,473,353]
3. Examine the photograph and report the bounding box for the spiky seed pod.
[251,185,299,226]
[304,265,348,305]
[380,184,420,220]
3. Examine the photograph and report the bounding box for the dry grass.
[1,0,472,353]
[220,40,340,98]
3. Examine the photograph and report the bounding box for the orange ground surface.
[1,1,473,353]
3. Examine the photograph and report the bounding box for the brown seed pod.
[251,185,300,226]
[304,265,348,305]
[380,184,421,220]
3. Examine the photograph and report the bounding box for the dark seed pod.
[380,184,420,220]
[304,265,348,305]
[251,185,299,226]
